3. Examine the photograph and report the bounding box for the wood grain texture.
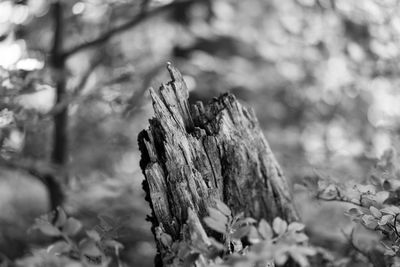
[138,64,299,264]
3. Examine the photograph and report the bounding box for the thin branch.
[74,56,104,95]
[315,189,364,207]
[123,64,164,118]
[0,157,59,176]
[61,0,199,59]
[316,196,364,207]
[46,56,103,116]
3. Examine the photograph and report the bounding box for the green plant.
[299,147,400,266]
[203,200,316,267]
[17,208,124,267]
[154,200,317,267]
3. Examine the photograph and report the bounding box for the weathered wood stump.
[138,64,299,266]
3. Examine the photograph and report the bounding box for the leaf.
[47,241,70,255]
[384,249,397,256]
[258,219,273,240]
[208,237,225,251]
[362,215,378,229]
[87,230,102,242]
[215,200,231,217]
[33,219,61,237]
[381,206,400,215]
[274,246,289,265]
[378,215,392,226]
[79,238,104,258]
[231,216,256,231]
[356,184,376,194]
[98,214,116,231]
[370,174,382,186]
[288,246,317,266]
[375,191,389,204]
[346,208,362,216]
[208,207,228,225]
[389,180,400,190]
[204,217,226,234]
[55,207,67,227]
[288,222,305,232]
[293,233,309,243]
[63,217,82,236]
[240,217,257,225]
[294,246,317,256]
[159,232,173,248]
[298,175,319,192]
[231,225,251,240]
[360,194,377,207]
[247,225,261,244]
[232,212,244,221]
[369,206,382,218]
[103,239,124,250]
[273,217,288,235]
[289,249,310,267]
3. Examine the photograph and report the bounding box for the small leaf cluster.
[311,178,389,207]
[19,208,124,267]
[346,205,400,255]
[202,200,316,267]
[302,148,400,263]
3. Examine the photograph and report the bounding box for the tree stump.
[138,64,299,266]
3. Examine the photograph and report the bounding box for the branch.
[74,56,104,95]
[315,195,363,207]
[43,60,134,119]
[0,157,59,176]
[123,64,164,118]
[61,0,199,59]
[41,56,103,118]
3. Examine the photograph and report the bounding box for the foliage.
[2,0,400,266]
[154,200,317,267]
[15,208,124,267]
[296,147,400,266]
[205,201,315,267]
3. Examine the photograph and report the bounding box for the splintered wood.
[138,64,298,260]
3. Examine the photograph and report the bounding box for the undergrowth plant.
[16,208,124,267]
[14,147,400,267]
[149,199,319,267]
[301,147,400,266]
[202,200,316,267]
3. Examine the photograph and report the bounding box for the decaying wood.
[138,63,299,265]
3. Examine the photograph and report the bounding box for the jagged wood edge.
[138,63,299,265]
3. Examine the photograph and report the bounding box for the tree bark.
[138,64,299,266]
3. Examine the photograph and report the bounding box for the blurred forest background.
[1,0,400,266]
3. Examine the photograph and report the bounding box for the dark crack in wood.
[138,64,299,265]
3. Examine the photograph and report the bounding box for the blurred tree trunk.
[45,0,66,211]
[51,1,68,167]
[138,64,299,266]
